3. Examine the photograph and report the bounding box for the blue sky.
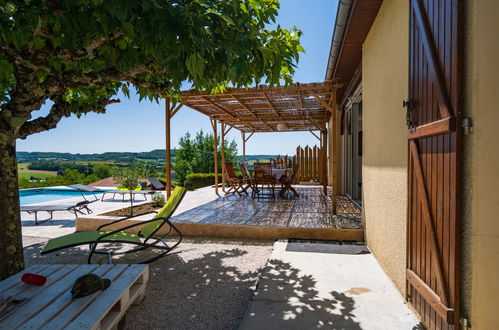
[17,0,338,155]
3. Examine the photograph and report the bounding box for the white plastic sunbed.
[100,190,155,202]
[20,201,93,225]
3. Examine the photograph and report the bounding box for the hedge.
[184,173,223,190]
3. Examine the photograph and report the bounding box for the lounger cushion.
[42,230,141,254]
[139,186,186,239]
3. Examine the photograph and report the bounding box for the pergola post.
[210,119,219,195]
[241,132,246,163]
[221,122,226,192]
[165,99,183,199]
[165,98,172,199]
[241,132,254,165]
[321,129,328,196]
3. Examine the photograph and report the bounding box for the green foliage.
[151,192,166,206]
[174,159,192,187]
[111,164,146,215]
[92,164,111,179]
[184,173,222,191]
[111,165,144,191]
[174,130,237,185]
[18,169,99,189]
[1,0,303,131]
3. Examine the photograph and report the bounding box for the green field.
[18,171,57,179]
[18,163,30,170]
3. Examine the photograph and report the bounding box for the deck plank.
[171,186,362,231]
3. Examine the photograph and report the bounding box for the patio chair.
[41,186,187,264]
[21,201,93,225]
[279,161,300,198]
[252,162,277,200]
[223,162,250,196]
[239,161,252,181]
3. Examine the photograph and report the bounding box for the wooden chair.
[252,162,277,200]
[239,162,252,181]
[224,162,250,196]
[279,162,300,198]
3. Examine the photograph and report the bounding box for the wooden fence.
[272,145,324,184]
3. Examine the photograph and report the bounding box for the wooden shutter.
[406,0,462,329]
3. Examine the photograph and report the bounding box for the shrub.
[184,173,222,191]
[151,192,166,206]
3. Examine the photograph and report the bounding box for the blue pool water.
[19,188,106,205]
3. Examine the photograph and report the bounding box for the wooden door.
[406,0,462,329]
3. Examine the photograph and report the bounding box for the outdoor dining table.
[269,168,291,180]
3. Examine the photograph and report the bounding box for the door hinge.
[460,317,471,330]
[462,117,473,135]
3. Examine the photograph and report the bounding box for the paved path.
[240,240,420,330]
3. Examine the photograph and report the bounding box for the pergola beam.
[231,93,274,131]
[200,96,256,131]
[310,130,320,141]
[241,131,254,163]
[307,91,334,113]
[170,103,183,118]
[263,92,288,129]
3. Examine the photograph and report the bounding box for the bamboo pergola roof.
[180,81,341,132]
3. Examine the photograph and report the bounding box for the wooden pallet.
[0,264,148,329]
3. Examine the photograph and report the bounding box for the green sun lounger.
[42,187,186,264]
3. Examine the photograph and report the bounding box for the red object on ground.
[21,273,47,286]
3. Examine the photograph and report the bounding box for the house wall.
[361,0,409,295]
[462,1,499,328]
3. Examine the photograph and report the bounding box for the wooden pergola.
[165,80,342,213]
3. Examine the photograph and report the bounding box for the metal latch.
[403,99,414,127]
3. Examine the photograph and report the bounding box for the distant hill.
[16,150,281,163]
[17,149,174,163]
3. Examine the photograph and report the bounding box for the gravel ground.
[23,236,274,330]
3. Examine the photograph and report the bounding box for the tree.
[0,0,302,279]
[174,130,238,185]
[92,164,111,179]
[111,165,144,216]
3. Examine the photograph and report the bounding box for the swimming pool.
[19,188,107,205]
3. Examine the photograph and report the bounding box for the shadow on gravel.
[23,239,269,330]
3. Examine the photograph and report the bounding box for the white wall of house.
[361,0,409,295]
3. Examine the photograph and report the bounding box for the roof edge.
[325,0,354,81]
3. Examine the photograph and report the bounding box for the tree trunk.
[0,136,24,280]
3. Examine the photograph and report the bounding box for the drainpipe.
[325,0,354,80]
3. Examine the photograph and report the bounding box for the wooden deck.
[77,186,363,241]
[170,186,363,241]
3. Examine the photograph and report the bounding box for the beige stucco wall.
[462,1,499,329]
[361,0,409,295]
